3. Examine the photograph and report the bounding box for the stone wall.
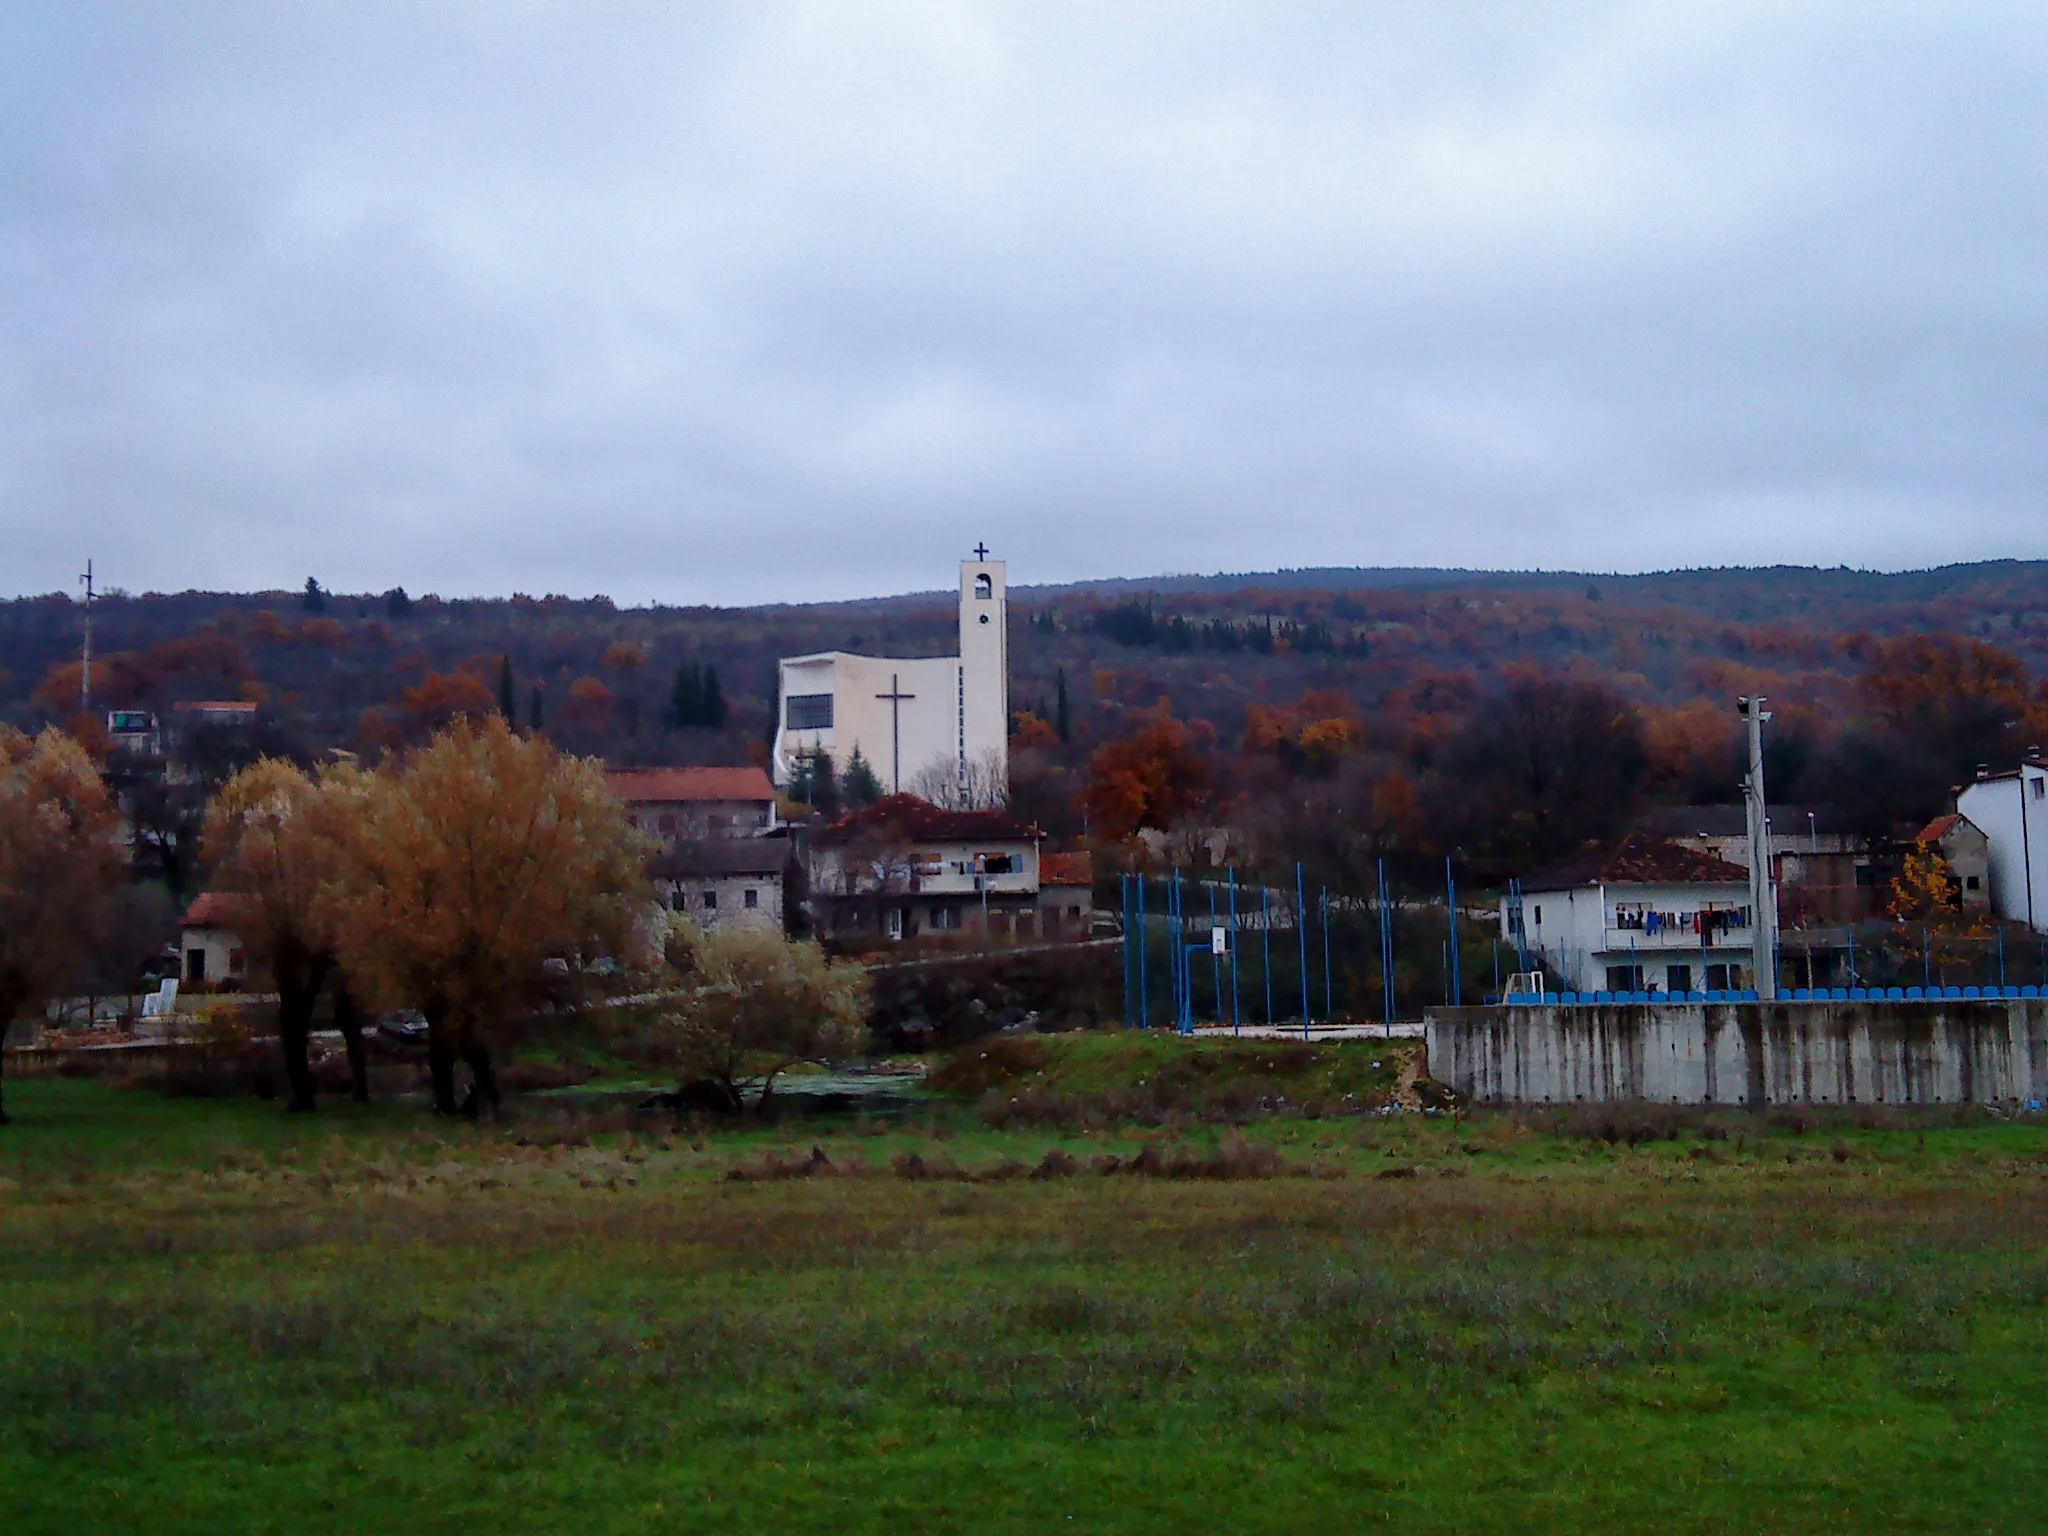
[1425,1000,2048,1105]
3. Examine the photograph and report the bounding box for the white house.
[652,841,790,935]
[1956,758,2048,933]
[178,892,247,986]
[805,793,1042,941]
[773,553,1009,805]
[1503,833,1758,996]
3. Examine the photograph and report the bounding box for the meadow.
[3,1043,2046,1534]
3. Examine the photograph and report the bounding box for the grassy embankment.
[3,1033,2047,1534]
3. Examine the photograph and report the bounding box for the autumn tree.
[1081,710,1211,842]
[643,922,867,1114]
[1427,671,1648,874]
[204,759,374,1111]
[1887,841,1963,924]
[0,729,124,1124]
[326,717,651,1118]
[1836,634,2036,829]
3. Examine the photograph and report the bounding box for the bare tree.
[0,728,123,1124]
[907,749,1008,810]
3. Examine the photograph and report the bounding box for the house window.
[1605,964,1643,992]
[1666,964,1693,994]
[932,907,959,930]
[885,908,905,941]
[981,853,1014,875]
[668,888,686,912]
[1533,905,1542,926]
[785,693,833,730]
[2033,777,2045,800]
[1705,964,1733,991]
[186,949,207,982]
[702,890,718,910]
[1966,875,1981,891]
[974,574,993,599]
[743,888,759,909]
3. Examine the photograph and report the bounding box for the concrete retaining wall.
[1425,1000,2048,1105]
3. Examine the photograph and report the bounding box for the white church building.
[773,551,1010,805]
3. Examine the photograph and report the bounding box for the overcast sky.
[4,3,2043,606]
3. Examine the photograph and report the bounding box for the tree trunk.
[459,1031,502,1122]
[0,981,35,1125]
[425,1003,459,1116]
[331,977,370,1103]
[276,963,327,1114]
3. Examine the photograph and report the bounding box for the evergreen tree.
[302,577,327,613]
[497,654,515,718]
[675,663,708,733]
[1055,667,1071,743]
[383,586,411,619]
[842,745,882,808]
[528,680,545,732]
[703,664,727,727]
[794,748,840,815]
[669,660,731,729]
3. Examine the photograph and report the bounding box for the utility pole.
[1740,696,1777,999]
[78,559,95,719]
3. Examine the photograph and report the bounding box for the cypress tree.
[704,664,727,727]
[1055,667,1071,743]
[842,746,882,808]
[528,680,545,732]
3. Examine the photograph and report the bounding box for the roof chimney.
[1975,763,1991,780]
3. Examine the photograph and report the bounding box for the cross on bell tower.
[972,542,989,561]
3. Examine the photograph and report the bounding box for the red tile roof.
[1523,832,1747,892]
[1041,851,1094,887]
[180,891,240,929]
[603,766,776,804]
[813,793,1039,846]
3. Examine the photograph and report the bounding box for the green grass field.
[3,1046,2047,1534]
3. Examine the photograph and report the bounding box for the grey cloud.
[2,2,2042,604]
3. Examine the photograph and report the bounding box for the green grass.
[3,1070,2047,1533]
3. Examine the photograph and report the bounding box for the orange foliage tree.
[0,728,124,1123]
[324,717,651,1118]
[1082,711,1211,842]
[399,669,497,735]
[204,759,374,1111]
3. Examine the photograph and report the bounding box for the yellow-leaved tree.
[204,758,375,1111]
[327,716,650,1117]
[0,728,124,1124]
[645,922,868,1115]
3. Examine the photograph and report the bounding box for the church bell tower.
[957,545,1009,803]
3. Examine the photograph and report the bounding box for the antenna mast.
[79,559,94,719]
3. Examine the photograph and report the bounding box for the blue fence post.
[1207,879,1221,1028]
[1120,873,1133,1027]
[1378,858,1395,1033]
[1136,874,1148,1028]
[1296,862,1310,1037]
[1228,867,1241,1035]
[1262,884,1273,1025]
[1446,857,1462,1007]
[1321,886,1334,1020]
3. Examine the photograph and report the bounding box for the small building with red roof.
[603,765,778,844]
[1915,813,1990,909]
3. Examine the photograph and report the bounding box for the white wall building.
[773,554,1009,805]
[1956,759,2048,933]
[1503,834,1759,995]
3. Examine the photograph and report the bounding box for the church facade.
[773,554,1009,805]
